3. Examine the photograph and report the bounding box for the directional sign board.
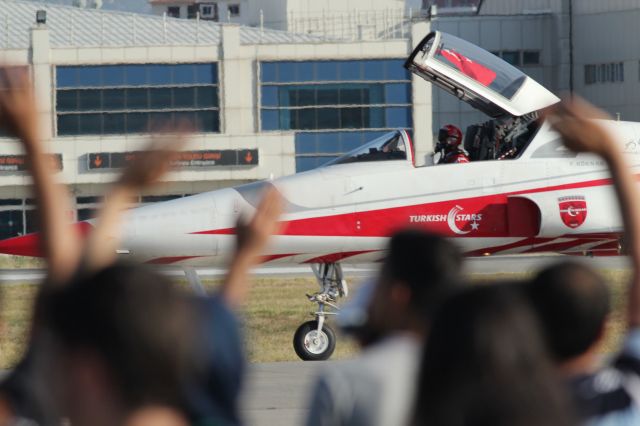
[88,150,258,170]
[0,154,63,172]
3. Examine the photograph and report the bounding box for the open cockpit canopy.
[324,130,413,167]
[405,31,559,118]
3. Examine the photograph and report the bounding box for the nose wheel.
[293,263,347,361]
[293,320,336,361]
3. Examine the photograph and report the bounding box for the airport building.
[0,0,430,240]
[0,0,637,241]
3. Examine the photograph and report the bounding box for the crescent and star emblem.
[447,205,480,235]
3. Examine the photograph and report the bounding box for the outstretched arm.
[0,67,81,286]
[83,133,187,273]
[547,97,640,327]
[220,188,283,308]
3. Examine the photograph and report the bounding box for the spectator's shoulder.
[622,328,640,358]
[614,328,640,375]
[193,294,239,323]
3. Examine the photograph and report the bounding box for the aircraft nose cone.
[0,233,42,257]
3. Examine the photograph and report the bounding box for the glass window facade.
[0,200,35,239]
[56,63,220,136]
[500,51,521,66]
[0,210,24,240]
[586,62,624,85]
[491,50,541,67]
[260,60,412,172]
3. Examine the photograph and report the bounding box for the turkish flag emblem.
[558,196,588,229]
[439,48,497,87]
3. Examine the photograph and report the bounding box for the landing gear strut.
[183,267,207,296]
[293,263,348,361]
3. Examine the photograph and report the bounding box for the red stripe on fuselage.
[193,177,617,239]
[146,256,203,265]
[0,221,94,257]
[259,253,298,264]
[522,238,597,254]
[463,237,553,256]
[303,250,379,264]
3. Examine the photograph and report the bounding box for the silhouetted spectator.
[47,263,194,426]
[0,65,85,426]
[182,186,282,426]
[0,64,284,425]
[306,230,462,426]
[0,69,191,424]
[413,283,575,426]
[527,98,640,424]
[46,185,281,426]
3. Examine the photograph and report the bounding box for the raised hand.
[235,187,284,258]
[118,127,191,189]
[0,66,81,285]
[84,126,192,273]
[221,187,283,307]
[545,97,616,157]
[546,98,640,327]
[0,66,39,144]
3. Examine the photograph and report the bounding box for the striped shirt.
[570,329,640,426]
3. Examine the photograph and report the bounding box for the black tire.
[293,320,336,361]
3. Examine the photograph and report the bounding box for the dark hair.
[47,263,194,410]
[527,261,609,361]
[381,229,462,319]
[413,283,575,426]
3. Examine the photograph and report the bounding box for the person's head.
[414,283,574,426]
[438,124,462,149]
[527,261,610,363]
[367,229,462,337]
[47,263,194,426]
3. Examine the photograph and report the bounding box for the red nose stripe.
[0,222,94,257]
[0,232,43,257]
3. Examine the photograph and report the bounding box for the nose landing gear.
[293,263,347,361]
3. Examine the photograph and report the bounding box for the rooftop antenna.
[70,11,75,44]
[196,11,200,43]
[5,14,9,48]
[260,9,264,40]
[163,12,167,43]
[132,14,137,44]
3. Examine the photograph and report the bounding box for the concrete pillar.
[29,23,54,146]
[410,20,433,166]
[220,24,255,134]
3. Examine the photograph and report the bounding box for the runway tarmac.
[0,362,320,426]
[242,361,325,426]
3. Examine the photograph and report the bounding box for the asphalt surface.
[242,361,326,426]
[0,362,322,426]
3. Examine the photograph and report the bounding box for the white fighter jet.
[1,31,636,360]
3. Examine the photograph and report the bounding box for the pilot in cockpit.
[436,124,470,164]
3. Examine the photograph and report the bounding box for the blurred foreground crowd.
[0,65,639,426]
